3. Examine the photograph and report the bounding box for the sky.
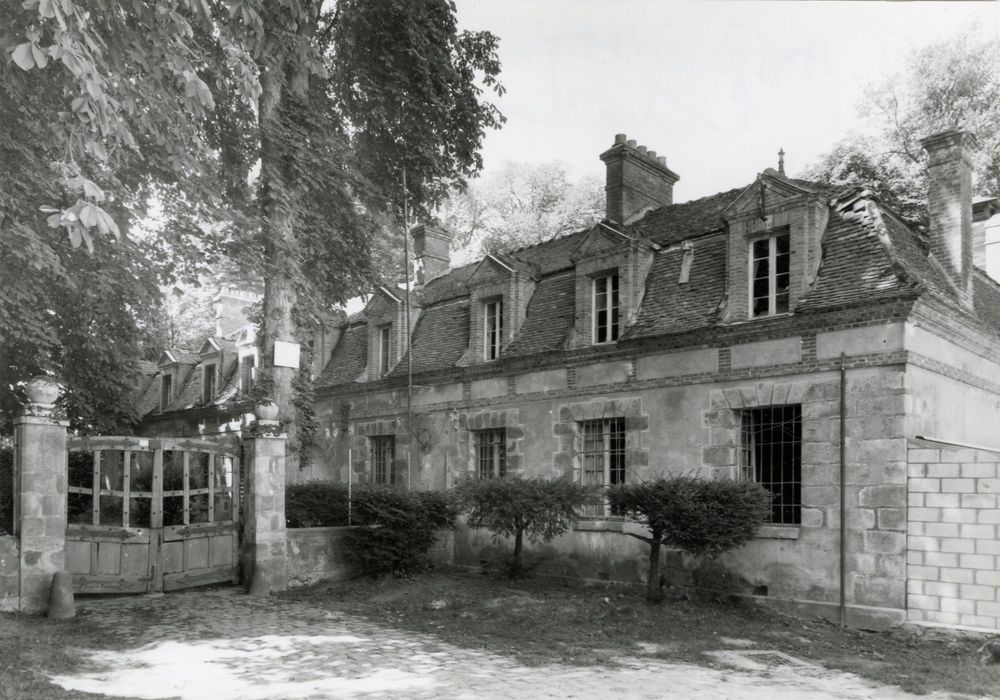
[454,0,1000,202]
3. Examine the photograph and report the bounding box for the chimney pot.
[600,134,680,224]
[614,133,627,144]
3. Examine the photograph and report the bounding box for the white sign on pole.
[273,341,301,369]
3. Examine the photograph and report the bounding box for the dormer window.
[750,229,790,318]
[240,354,255,393]
[160,374,172,412]
[378,325,391,377]
[592,272,620,344]
[202,364,216,403]
[483,299,503,361]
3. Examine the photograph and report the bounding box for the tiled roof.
[391,300,470,376]
[316,323,368,387]
[503,272,576,356]
[628,188,741,246]
[973,270,1000,331]
[625,237,726,339]
[316,178,999,386]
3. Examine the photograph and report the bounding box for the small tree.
[607,476,771,602]
[346,485,458,578]
[454,475,592,577]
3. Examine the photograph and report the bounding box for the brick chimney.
[410,224,453,285]
[599,133,680,225]
[921,129,975,303]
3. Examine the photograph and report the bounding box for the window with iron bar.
[483,299,503,361]
[476,429,506,479]
[749,228,790,318]
[579,417,626,516]
[370,435,395,485]
[740,405,801,525]
[592,272,620,343]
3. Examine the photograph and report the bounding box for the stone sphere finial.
[25,375,61,405]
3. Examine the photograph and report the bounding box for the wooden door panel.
[209,535,232,566]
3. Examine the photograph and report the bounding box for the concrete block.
[924,581,959,598]
[908,462,927,478]
[939,448,979,464]
[961,584,996,602]
[908,493,924,507]
[940,567,974,584]
[908,565,940,581]
[940,597,976,615]
[960,553,995,570]
[960,524,996,539]
[909,536,940,552]
[923,611,961,625]
[926,493,959,508]
[924,522,959,538]
[907,550,924,565]
[978,479,1000,494]
[908,448,941,462]
[923,552,958,567]
[942,479,976,493]
[976,539,1000,555]
[908,521,924,536]
[940,538,975,554]
[863,530,905,554]
[975,570,1000,587]
[976,601,1000,617]
[941,507,976,524]
[927,463,961,478]
[908,594,940,611]
[909,478,941,493]
[961,463,997,479]
[909,507,941,523]
[877,508,906,531]
[961,493,996,509]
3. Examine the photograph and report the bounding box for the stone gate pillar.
[241,401,287,594]
[14,376,68,613]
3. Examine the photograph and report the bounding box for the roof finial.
[778,147,786,176]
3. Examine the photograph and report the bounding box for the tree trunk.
[511,528,523,577]
[646,538,663,602]
[256,7,317,471]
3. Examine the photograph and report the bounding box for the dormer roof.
[570,222,658,262]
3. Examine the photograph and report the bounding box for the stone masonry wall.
[907,440,1000,631]
[0,536,18,612]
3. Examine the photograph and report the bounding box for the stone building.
[308,130,1000,631]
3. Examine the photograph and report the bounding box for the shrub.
[608,476,772,602]
[345,485,458,577]
[454,475,593,577]
[285,480,350,528]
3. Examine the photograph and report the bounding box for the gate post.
[241,402,287,594]
[14,377,68,613]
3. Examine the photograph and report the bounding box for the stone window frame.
[460,409,523,477]
[353,419,408,486]
[552,397,649,520]
[747,226,791,319]
[369,434,395,484]
[474,427,506,478]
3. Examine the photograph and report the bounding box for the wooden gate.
[65,436,241,594]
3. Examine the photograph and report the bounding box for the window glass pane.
[68,493,92,525]
[101,451,124,491]
[190,452,210,490]
[99,495,123,526]
[68,451,93,489]
[189,494,210,524]
[129,496,152,528]
[163,496,184,527]
[130,452,153,493]
[163,451,183,492]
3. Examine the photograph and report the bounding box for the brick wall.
[907,440,1000,630]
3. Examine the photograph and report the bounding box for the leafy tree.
[345,485,458,577]
[607,477,771,602]
[803,33,1000,223]
[3,1,504,456]
[454,475,593,577]
[438,161,602,261]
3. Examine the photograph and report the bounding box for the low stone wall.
[286,527,361,588]
[907,440,1000,631]
[0,536,19,612]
